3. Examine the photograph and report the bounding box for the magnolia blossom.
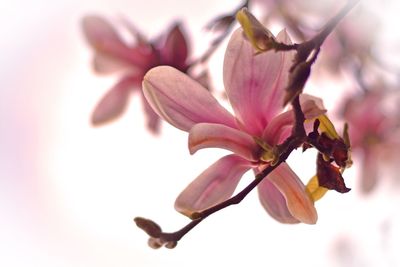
[342,89,400,193]
[82,16,190,133]
[143,28,327,224]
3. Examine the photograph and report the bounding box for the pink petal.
[160,23,189,71]
[266,163,318,224]
[143,66,237,132]
[140,90,161,134]
[189,123,260,161]
[262,30,294,118]
[262,111,293,146]
[91,76,138,125]
[262,94,326,145]
[82,16,151,69]
[223,28,294,136]
[92,52,134,75]
[175,155,252,217]
[82,15,125,50]
[300,94,327,119]
[257,174,300,224]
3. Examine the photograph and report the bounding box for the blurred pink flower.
[320,5,378,75]
[82,15,190,133]
[342,88,400,193]
[143,28,326,224]
[255,0,377,75]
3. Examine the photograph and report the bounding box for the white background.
[1,0,400,266]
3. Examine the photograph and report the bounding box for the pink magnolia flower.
[82,15,190,133]
[342,88,400,193]
[143,28,326,224]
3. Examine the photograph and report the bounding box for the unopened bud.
[236,8,276,53]
[165,241,178,249]
[134,217,162,238]
[148,237,163,249]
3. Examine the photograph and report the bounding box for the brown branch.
[283,0,360,105]
[312,0,361,48]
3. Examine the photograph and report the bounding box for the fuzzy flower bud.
[236,8,277,53]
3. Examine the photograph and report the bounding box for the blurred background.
[1,0,400,266]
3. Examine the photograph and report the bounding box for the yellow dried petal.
[306,175,328,202]
[317,114,339,139]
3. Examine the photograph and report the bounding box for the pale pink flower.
[342,89,400,193]
[82,16,190,133]
[143,28,326,224]
[255,0,378,75]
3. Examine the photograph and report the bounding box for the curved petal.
[262,111,293,146]
[257,175,300,224]
[82,16,151,68]
[189,123,260,161]
[223,29,294,136]
[143,66,237,132]
[175,155,252,217]
[262,94,327,145]
[267,163,318,224]
[91,76,139,125]
[300,94,327,119]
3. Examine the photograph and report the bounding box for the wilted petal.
[160,23,189,71]
[257,175,300,224]
[91,76,139,125]
[223,29,294,136]
[82,16,151,68]
[267,163,318,224]
[316,153,350,193]
[189,123,260,161]
[175,155,252,217]
[143,66,237,132]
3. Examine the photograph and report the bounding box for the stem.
[159,158,283,243]
[189,0,250,67]
[154,95,307,244]
[312,0,360,47]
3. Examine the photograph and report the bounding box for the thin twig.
[140,95,307,245]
